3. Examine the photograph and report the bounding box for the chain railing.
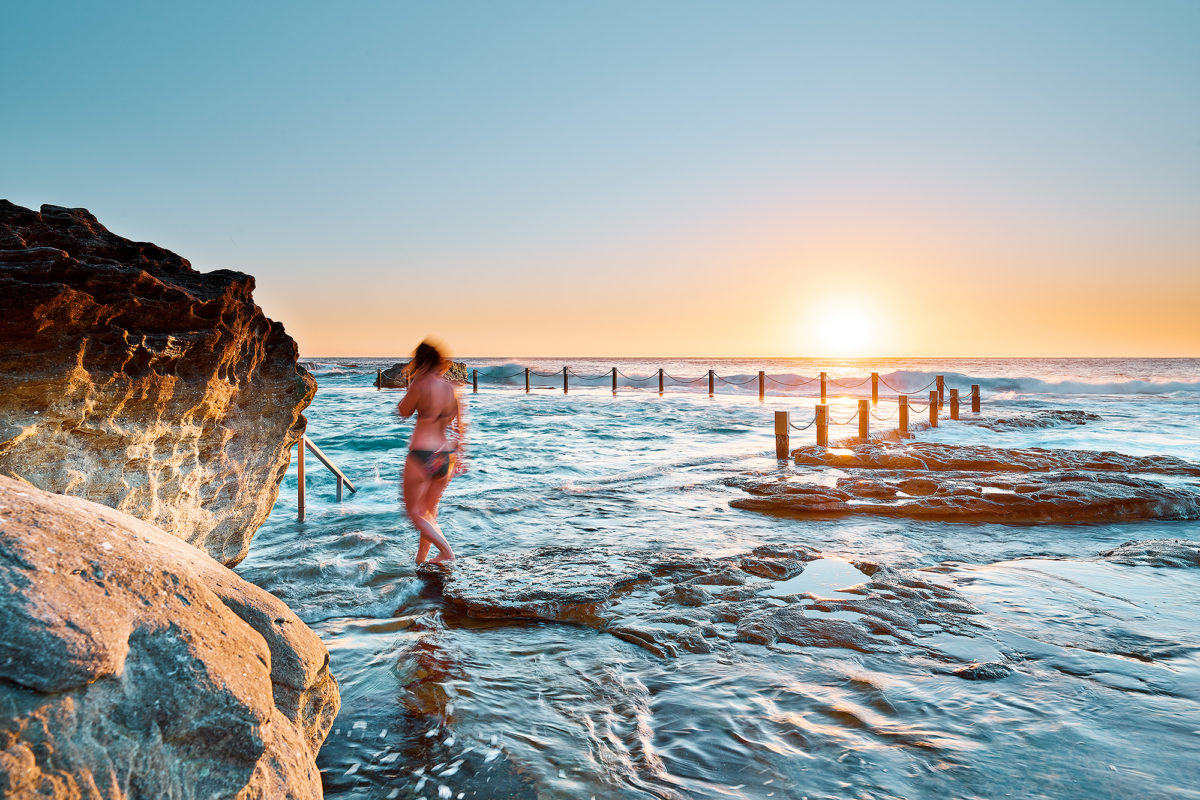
[372,365,981,458]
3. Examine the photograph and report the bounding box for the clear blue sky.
[5,1,1198,356]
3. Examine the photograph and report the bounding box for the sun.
[796,300,877,357]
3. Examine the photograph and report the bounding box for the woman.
[397,341,464,564]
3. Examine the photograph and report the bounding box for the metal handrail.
[297,433,356,520]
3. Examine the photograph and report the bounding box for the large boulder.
[0,201,315,565]
[0,474,339,798]
[376,361,469,388]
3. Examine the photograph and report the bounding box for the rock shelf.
[728,442,1200,524]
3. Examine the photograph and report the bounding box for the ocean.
[235,358,1200,800]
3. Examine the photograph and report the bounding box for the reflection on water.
[239,359,1200,799]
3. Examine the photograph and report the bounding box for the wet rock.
[730,442,1200,524]
[1096,539,1200,568]
[435,544,980,662]
[952,661,1013,680]
[377,361,469,388]
[0,201,315,565]
[735,606,882,653]
[0,475,338,798]
[432,546,657,623]
[978,409,1101,430]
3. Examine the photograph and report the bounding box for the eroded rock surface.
[0,475,338,798]
[728,442,1200,524]
[0,201,315,565]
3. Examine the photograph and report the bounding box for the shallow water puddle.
[758,558,867,598]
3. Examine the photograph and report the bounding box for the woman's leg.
[403,456,454,563]
[420,470,455,563]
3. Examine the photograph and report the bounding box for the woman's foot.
[428,553,455,564]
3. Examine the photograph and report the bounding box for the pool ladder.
[296,434,357,521]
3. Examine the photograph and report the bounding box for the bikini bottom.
[408,447,456,480]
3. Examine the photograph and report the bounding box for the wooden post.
[612,367,617,395]
[899,395,909,436]
[858,399,869,439]
[336,475,343,502]
[563,366,568,394]
[820,371,827,402]
[472,369,478,393]
[950,388,960,420]
[929,390,939,427]
[708,369,715,397]
[758,370,765,401]
[297,439,305,522]
[376,369,382,390]
[658,368,664,396]
[816,404,829,448]
[525,368,530,393]
[971,384,981,413]
[936,375,945,409]
[871,372,879,404]
[774,411,789,459]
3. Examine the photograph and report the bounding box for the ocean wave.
[559,452,758,494]
[304,358,1200,397]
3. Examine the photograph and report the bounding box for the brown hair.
[408,339,445,378]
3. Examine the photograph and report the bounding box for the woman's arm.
[397,377,420,418]
[452,390,467,440]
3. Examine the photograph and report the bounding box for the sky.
[4,1,1199,358]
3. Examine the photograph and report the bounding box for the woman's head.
[409,339,446,377]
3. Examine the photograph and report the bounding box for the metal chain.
[529,369,562,377]
[717,374,760,386]
[878,376,937,394]
[828,376,871,388]
[567,368,611,380]
[870,407,900,421]
[789,413,818,431]
[828,407,860,425]
[616,370,655,382]
[664,372,709,384]
[906,400,930,413]
[764,375,818,386]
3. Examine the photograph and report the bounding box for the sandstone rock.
[0,475,338,798]
[376,361,469,388]
[0,201,315,565]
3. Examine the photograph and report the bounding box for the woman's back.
[409,373,458,449]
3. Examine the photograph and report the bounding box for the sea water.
[235,358,1200,800]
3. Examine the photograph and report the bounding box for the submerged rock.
[729,442,1200,524]
[977,409,1101,430]
[377,361,469,388]
[0,475,338,798]
[1096,538,1200,568]
[0,201,315,565]
[952,661,1014,680]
